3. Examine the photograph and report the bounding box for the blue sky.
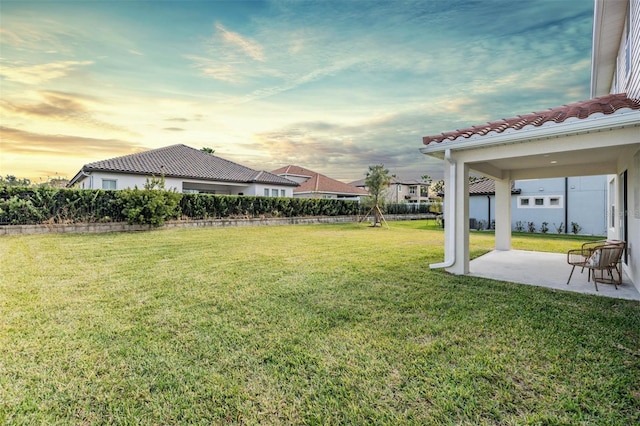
[1,0,594,183]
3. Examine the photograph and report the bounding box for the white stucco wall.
[74,172,295,197]
[468,176,608,235]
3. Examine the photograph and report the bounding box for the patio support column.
[494,176,512,251]
[447,161,470,275]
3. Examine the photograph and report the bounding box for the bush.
[0,185,392,226]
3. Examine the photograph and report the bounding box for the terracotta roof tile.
[79,144,297,186]
[423,93,640,145]
[468,178,520,195]
[272,165,368,196]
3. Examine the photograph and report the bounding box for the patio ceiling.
[467,138,636,181]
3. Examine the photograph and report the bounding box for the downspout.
[487,195,491,229]
[430,149,457,269]
[564,177,569,234]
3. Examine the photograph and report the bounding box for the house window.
[518,195,563,208]
[272,189,278,197]
[281,189,285,197]
[102,179,117,190]
[409,186,416,195]
[264,188,269,196]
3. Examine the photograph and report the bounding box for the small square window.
[550,197,560,206]
[272,189,278,197]
[535,198,544,206]
[102,179,117,190]
[520,198,529,206]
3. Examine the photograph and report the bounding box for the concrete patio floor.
[469,250,640,301]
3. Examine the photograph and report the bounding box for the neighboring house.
[420,0,640,292]
[272,165,368,200]
[350,177,433,204]
[468,176,608,235]
[68,144,298,196]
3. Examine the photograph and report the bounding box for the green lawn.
[1,221,638,425]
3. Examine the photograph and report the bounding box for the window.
[281,189,285,197]
[102,179,116,190]
[272,189,278,197]
[264,188,269,196]
[409,186,416,195]
[518,195,563,208]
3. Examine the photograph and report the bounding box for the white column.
[447,162,469,275]
[494,176,512,251]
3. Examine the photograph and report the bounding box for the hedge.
[0,187,441,227]
[0,187,364,226]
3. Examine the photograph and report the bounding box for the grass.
[1,221,638,425]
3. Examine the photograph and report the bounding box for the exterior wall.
[609,146,640,291]
[612,0,640,98]
[468,176,608,235]
[468,195,495,228]
[384,183,430,204]
[249,184,294,198]
[74,172,295,197]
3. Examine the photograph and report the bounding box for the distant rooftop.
[273,165,368,196]
[69,144,298,186]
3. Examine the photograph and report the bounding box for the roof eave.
[590,0,628,97]
[420,110,640,156]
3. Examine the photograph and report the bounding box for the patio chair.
[566,240,625,291]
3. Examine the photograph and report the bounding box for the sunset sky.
[1,0,594,184]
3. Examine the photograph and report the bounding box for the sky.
[1,0,594,184]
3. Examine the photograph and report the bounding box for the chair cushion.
[587,249,601,267]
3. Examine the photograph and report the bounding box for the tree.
[365,164,392,226]
[420,174,432,198]
[200,147,215,154]
[0,175,31,187]
[431,179,444,195]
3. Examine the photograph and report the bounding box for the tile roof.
[72,144,298,186]
[272,165,368,196]
[468,178,520,195]
[423,93,640,145]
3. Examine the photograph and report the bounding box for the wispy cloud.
[0,126,145,157]
[0,60,93,85]
[1,91,132,134]
[215,23,265,62]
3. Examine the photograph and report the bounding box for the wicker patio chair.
[567,240,625,291]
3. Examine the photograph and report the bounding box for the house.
[272,165,368,200]
[350,177,433,204]
[468,176,608,235]
[68,144,298,196]
[419,0,640,292]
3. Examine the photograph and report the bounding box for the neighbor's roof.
[273,165,368,196]
[423,93,640,145]
[468,178,520,196]
[69,144,298,186]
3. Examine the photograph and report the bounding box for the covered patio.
[470,250,640,301]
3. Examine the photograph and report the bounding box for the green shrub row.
[0,187,442,227]
[0,187,365,226]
